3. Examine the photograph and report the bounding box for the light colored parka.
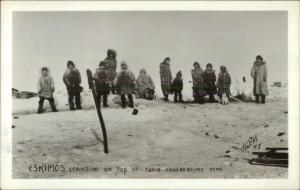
[136,69,155,97]
[37,73,55,98]
[251,61,268,95]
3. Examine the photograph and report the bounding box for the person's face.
[194,64,200,69]
[109,53,113,59]
[42,70,48,76]
[206,66,212,71]
[121,64,126,70]
[256,58,262,63]
[165,59,170,64]
[68,64,74,70]
[100,65,105,70]
[140,70,146,75]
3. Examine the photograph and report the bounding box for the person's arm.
[160,65,165,81]
[37,78,41,93]
[216,74,220,88]
[113,72,119,86]
[149,76,155,89]
[213,72,217,83]
[130,71,136,85]
[94,70,98,81]
[251,64,255,79]
[77,69,81,84]
[50,77,55,92]
[263,65,267,82]
[180,80,183,90]
[63,72,71,86]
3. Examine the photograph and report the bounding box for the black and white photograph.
[1,1,299,189]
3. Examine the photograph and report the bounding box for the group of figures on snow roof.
[36,49,268,113]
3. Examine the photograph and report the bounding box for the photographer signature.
[240,135,261,152]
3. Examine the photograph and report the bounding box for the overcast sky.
[13,11,287,96]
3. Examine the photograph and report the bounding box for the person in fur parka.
[172,71,184,103]
[94,61,110,107]
[217,66,231,98]
[104,49,118,93]
[251,55,268,104]
[202,63,217,103]
[63,61,82,110]
[136,68,155,100]
[114,61,136,108]
[159,57,172,101]
[37,67,57,113]
[191,62,205,104]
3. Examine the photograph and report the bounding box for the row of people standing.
[159,55,268,104]
[36,50,268,113]
[160,57,232,104]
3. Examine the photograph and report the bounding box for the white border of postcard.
[1,1,299,189]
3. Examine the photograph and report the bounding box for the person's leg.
[199,95,205,104]
[147,89,155,100]
[164,93,169,101]
[103,94,109,107]
[174,92,178,102]
[261,95,266,104]
[128,94,134,108]
[37,97,45,113]
[193,88,198,103]
[68,91,75,110]
[162,86,169,101]
[209,94,215,103]
[255,95,260,103]
[121,94,126,108]
[48,97,57,112]
[75,92,82,109]
[179,91,183,102]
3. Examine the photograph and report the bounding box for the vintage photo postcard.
[1,1,299,189]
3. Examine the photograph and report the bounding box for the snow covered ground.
[12,86,288,178]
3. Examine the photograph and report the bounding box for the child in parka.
[94,61,110,107]
[172,71,184,103]
[202,63,217,103]
[115,61,136,108]
[251,55,268,104]
[217,66,231,98]
[37,67,57,113]
[63,61,82,110]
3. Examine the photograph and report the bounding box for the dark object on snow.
[205,132,209,136]
[249,147,288,167]
[225,150,230,153]
[264,125,269,128]
[12,88,37,99]
[132,108,138,115]
[284,111,288,114]
[14,116,19,119]
[271,82,282,87]
[277,132,285,136]
[12,125,16,129]
[214,134,219,139]
[87,69,109,154]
